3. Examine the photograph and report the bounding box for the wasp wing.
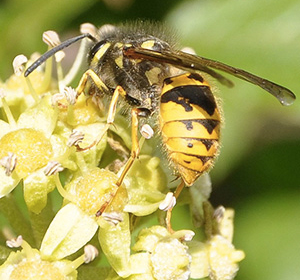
[123,46,296,106]
[124,46,234,88]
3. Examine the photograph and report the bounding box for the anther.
[0,152,17,176]
[102,212,124,225]
[80,23,98,40]
[67,130,85,147]
[6,235,23,248]
[64,86,77,105]
[159,192,176,211]
[43,30,61,47]
[140,124,154,139]
[13,54,28,76]
[84,245,99,263]
[213,205,226,223]
[43,30,65,62]
[44,161,64,176]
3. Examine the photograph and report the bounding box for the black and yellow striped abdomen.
[159,73,221,186]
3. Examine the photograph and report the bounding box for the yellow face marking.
[145,67,162,85]
[91,42,111,66]
[141,40,156,50]
[115,42,124,49]
[115,56,123,68]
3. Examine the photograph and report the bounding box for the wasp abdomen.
[159,73,221,186]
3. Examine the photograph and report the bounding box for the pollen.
[68,168,128,216]
[10,260,64,280]
[0,128,53,178]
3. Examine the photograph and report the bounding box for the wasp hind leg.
[96,107,141,217]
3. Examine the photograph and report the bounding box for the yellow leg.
[76,85,125,151]
[166,179,185,233]
[116,108,140,186]
[75,71,141,216]
[96,108,141,216]
[76,69,109,97]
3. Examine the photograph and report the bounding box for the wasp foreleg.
[76,85,125,151]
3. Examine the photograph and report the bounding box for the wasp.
[25,22,296,229]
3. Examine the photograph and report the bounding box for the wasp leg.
[76,85,125,151]
[116,108,140,186]
[76,69,109,97]
[96,108,141,217]
[166,179,185,233]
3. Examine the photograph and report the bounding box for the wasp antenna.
[24,33,97,77]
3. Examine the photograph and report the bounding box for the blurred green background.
[0,0,299,279]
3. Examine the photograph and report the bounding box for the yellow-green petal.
[0,167,20,198]
[98,212,131,278]
[23,169,55,214]
[40,203,98,260]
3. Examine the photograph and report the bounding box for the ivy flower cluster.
[0,24,244,280]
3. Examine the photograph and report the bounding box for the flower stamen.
[15,54,40,102]
[159,192,176,211]
[53,172,76,203]
[62,245,98,275]
[102,211,124,225]
[80,23,98,40]
[43,30,61,48]
[12,55,28,77]
[64,86,77,105]
[6,235,23,248]
[140,124,154,139]
[6,235,36,260]
[62,24,96,86]
[0,152,17,176]
[44,161,64,176]
[84,244,99,263]
[213,205,225,223]
[0,88,17,128]
[67,130,85,147]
